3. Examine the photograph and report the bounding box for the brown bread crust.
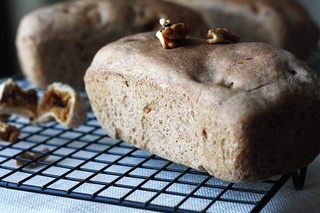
[16,0,208,89]
[85,32,320,183]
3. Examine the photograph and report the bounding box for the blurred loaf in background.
[166,0,320,58]
[5,0,320,84]
[15,0,208,88]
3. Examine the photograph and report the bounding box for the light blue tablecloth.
[0,155,319,213]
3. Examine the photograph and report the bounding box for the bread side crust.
[85,32,320,182]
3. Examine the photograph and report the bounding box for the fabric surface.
[261,155,320,213]
[0,155,319,213]
[0,188,156,213]
[1,45,320,213]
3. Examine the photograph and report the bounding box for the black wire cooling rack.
[0,77,308,213]
[1,46,320,213]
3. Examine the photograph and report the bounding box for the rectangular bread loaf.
[84,32,320,183]
[16,0,207,89]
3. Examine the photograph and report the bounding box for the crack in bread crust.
[85,32,320,183]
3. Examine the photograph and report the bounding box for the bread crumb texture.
[85,32,320,183]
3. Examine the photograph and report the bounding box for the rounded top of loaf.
[85,32,320,183]
[87,32,320,125]
[16,0,208,43]
[89,32,320,94]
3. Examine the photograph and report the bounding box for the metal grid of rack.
[0,77,307,213]
[2,45,320,213]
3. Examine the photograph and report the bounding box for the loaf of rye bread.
[85,32,320,183]
[167,0,320,58]
[16,0,208,89]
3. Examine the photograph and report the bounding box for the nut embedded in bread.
[85,32,320,183]
[33,82,87,128]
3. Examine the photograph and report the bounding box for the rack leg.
[292,167,307,190]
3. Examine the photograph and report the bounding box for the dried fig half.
[34,82,87,128]
[0,78,38,120]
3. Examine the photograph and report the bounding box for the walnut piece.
[16,148,50,167]
[156,19,191,49]
[33,82,87,128]
[0,122,20,142]
[0,78,38,120]
[206,28,240,44]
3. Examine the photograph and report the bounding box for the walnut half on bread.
[85,32,320,183]
[156,19,191,49]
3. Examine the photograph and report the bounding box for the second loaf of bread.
[16,0,208,89]
[85,32,320,183]
[167,0,320,58]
